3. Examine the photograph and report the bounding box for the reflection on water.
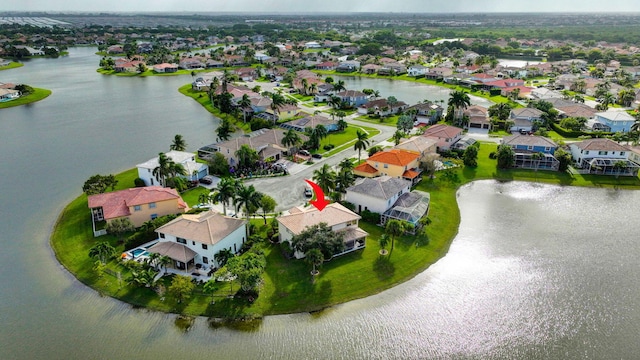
[1,47,640,359]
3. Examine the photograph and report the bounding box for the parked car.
[199,175,214,185]
[312,153,323,159]
[298,150,311,157]
[304,187,313,197]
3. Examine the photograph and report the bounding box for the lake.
[1,47,639,359]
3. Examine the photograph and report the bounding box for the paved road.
[245,117,397,212]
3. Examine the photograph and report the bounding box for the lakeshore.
[50,142,640,317]
[0,87,51,109]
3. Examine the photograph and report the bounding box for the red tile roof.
[88,186,186,220]
[354,162,379,174]
[367,149,419,167]
[402,170,421,179]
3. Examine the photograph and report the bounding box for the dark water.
[1,48,639,359]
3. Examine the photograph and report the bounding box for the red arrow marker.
[305,179,330,211]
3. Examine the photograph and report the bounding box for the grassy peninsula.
[0,88,52,109]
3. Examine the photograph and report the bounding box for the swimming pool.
[443,161,455,166]
[131,248,147,258]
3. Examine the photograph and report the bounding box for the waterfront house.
[277,203,368,259]
[354,149,422,184]
[381,190,431,230]
[502,134,560,171]
[280,114,336,132]
[149,210,247,273]
[464,105,491,131]
[136,150,209,186]
[592,111,635,133]
[422,124,464,151]
[407,102,443,125]
[345,176,411,214]
[152,63,179,73]
[357,98,408,116]
[569,138,639,176]
[88,186,188,229]
[336,90,368,108]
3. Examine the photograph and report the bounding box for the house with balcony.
[502,134,560,171]
[136,151,209,186]
[276,203,368,259]
[88,186,188,233]
[353,149,422,184]
[569,138,639,176]
[407,102,443,125]
[148,210,247,274]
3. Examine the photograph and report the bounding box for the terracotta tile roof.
[88,186,186,220]
[156,210,246,245]
[422,124,463,139]
[367,149,419,167]
[574,138,628,152]
[402,169,421,179]
[277,203,361,235]
[354,162,379,174]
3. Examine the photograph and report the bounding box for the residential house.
[569,138,639,176]
[149,210,247,272]
[357,98,408,116]
[179,57,205,69]
[136,150,209,186]
[502,134,560,171]
[114,59,145,73]
[625,145,640,166]
[315,61,338,70]
[592,111,635,133]
[304,41,322,49]
[509,108,545,132]
[266,103,300,121]
[464,105,491,130]
[555,103,597,121]
[280,114,336,132]
[378,63,407,76]
[407,65,428,77]
[353,149,422,184]
[407,102,443,125]
[336,90,368,107]
[88,186,188,230]
[235,67,258,81]
[277,203,368,259]
[345,176,412,214]
[394,136,438,157]
[422,124,464,151]
[361,63,382,75]
[0,88,20,101]
[313,83,335,102]
[336,60,360,72]
[202,128,304,166]
[152,63,179,73]
[425,67,453,80]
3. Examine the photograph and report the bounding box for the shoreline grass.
[0,88,52,109]
[0,62,24,71]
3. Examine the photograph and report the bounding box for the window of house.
[133,205,141,211]
[203,257,209,264]
[177,237,186,244]
[598,151,608,155]
[202,244,208,250]
[621,151,626,156]
[545,147,550,152]
[150,214,157,220]
[527,145,533,150]
[383,164,388,169]
[585,151,590,155]
[159,233,165,239]
[149,202,156,209]
[192,241,196,246]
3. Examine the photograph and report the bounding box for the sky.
[2,0,639,13]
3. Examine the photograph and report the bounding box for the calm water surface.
[1,48,639,359]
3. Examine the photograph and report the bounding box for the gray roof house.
[345,176,412,214]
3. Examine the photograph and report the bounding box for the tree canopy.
[291,222,346,260]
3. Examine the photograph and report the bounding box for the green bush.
[323,144,335,151]
[134,178,146,187]
[489,152,497,159]
[361,209,381,224]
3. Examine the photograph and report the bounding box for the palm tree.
[234,184,262,234]
[238,94,252,123]
[198,191,214,206]
[598,92,615,111]
[353,130,370,163]
[312,163,336,195]
[393,130,404,145]
[309,83,317,95]
[305,248,324,276]
[157,255,171,274]
[212,177,238,215]
[335,168,355,196]
[152,152,172,187]
[328,95,342,109]
[169,134,187,151]
[530,152,544,172]
[378,234,390,255]
[214,248,234,267]
[385,219,407,251]
[338,158,354,173]
[89,242,116,264]
[235,144,259,172]
[333,80,346,93]
[618,89,636,108]
[613,160,627,178]
[269,92,286,123]
[301,78,308,95]
[447,90,471,126]
[281,129,302,155]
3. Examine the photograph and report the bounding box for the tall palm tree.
[234,184,262,235]
[328,95,342,110]
[309,82,317,95]
[238,94,252,123]
[281,129,302,155]
[301,78,308,95]
[353,130,370,163]
[338,158,354,173]
[333,80,346,93]
[598,92,615,111]
[270,92,286,123]
[170,134,187,151]
[88,242,116,264]
[212,177,238,216]
[335,168,355,196]
[312,163,337,195]
[447,90,471,125]
[152,152,172,187]
[305,248,324,276]
[385,219,407,251]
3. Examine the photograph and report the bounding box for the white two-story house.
[569,138,639,176]
[137,150,208,186]
[345,176,411,214]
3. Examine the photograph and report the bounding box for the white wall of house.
[569,144,630,166]
[345,188,409,214]
[158,224,246,268]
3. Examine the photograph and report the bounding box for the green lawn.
[319,124,381,157]
[355,114,400,127]
[178,84,252,133]
[0,61,23,71]
[0,88,52,109]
